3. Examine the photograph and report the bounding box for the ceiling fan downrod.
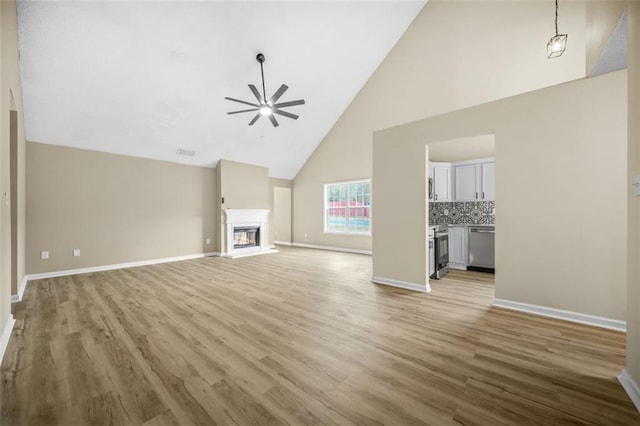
[257,53,267,104]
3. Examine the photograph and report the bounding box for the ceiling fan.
[225,53,305,127]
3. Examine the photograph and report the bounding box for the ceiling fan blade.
[227,108,259,115]
[248,113,261,126]
[268,84,288,105]
[274,99,305,108]
[225,97,260,108]
[268,114,279,127]
[273,109,299,120]
[249,84,264,103]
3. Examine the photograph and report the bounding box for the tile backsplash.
[429,201,495,225]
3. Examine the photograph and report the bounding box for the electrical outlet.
[304,233,308,238]
[73,249,81,257]
[444,209,449,215]
[41,251,49,259]
[205,238,211,245]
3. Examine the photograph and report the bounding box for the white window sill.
[323,231,372,237]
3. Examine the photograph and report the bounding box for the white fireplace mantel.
[223,209,276,258]
[224,209,270,225]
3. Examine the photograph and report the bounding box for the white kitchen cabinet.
[481,162,495,201]
[453,158,495,201]
[448,226,467,270]
[454,164,479,201]
[429,162,452,202]
[433,165,451,202]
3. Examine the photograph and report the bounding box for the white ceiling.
[17,0,426,179]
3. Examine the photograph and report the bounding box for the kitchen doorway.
[427,134,496,297]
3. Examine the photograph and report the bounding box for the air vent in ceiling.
[176,148,196,157]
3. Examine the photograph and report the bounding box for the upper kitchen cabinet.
[481,161,495,201]
[453,158,495,201]
[428,162,452,202]
[454,164,479,201]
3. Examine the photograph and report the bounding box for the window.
[324,179,371,234]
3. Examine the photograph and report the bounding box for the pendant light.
[547,0,568,58]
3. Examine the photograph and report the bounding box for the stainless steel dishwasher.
[468,226,495,273]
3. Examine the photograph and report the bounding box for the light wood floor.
[2,246,638,425]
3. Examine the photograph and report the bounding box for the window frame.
[323,178,372,236]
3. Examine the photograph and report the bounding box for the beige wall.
[269,178,292,245]
[26,143,216,274]
[372,137,429,286]
[626,0,640,386]
[374,71,627,320]
[219,159,268,210]
[0,0,26,336]
[217,159,269,252]
[429,134,495,163]
[293,1,587,252]
[273,188,292,244]
[215,163,222,252]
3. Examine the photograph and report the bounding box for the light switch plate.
[73,249,81,257]
[634,175,640,196]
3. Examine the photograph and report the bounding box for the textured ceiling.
[17,0,426,179]
[591,8,628,77]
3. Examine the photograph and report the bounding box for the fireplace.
[224,209,275,258]
[233,226,260,249]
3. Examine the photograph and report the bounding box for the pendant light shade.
[547,0,568,59]
[547,33,568,58]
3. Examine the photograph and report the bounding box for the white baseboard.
[371,276,431,293]
[619,368,640,413]
[274,241,292,246]
[21,252,220,283]
[292,242,372,256]
[492,298,626,332]
[11,276,28,303]
[0,315,16,365]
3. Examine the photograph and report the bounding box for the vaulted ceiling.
[17,1,426,179]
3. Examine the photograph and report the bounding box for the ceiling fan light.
[547,33,568,58]
[259,105,272,116]
[225,53,304,127]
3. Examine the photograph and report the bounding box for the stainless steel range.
[432,225,449,279]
